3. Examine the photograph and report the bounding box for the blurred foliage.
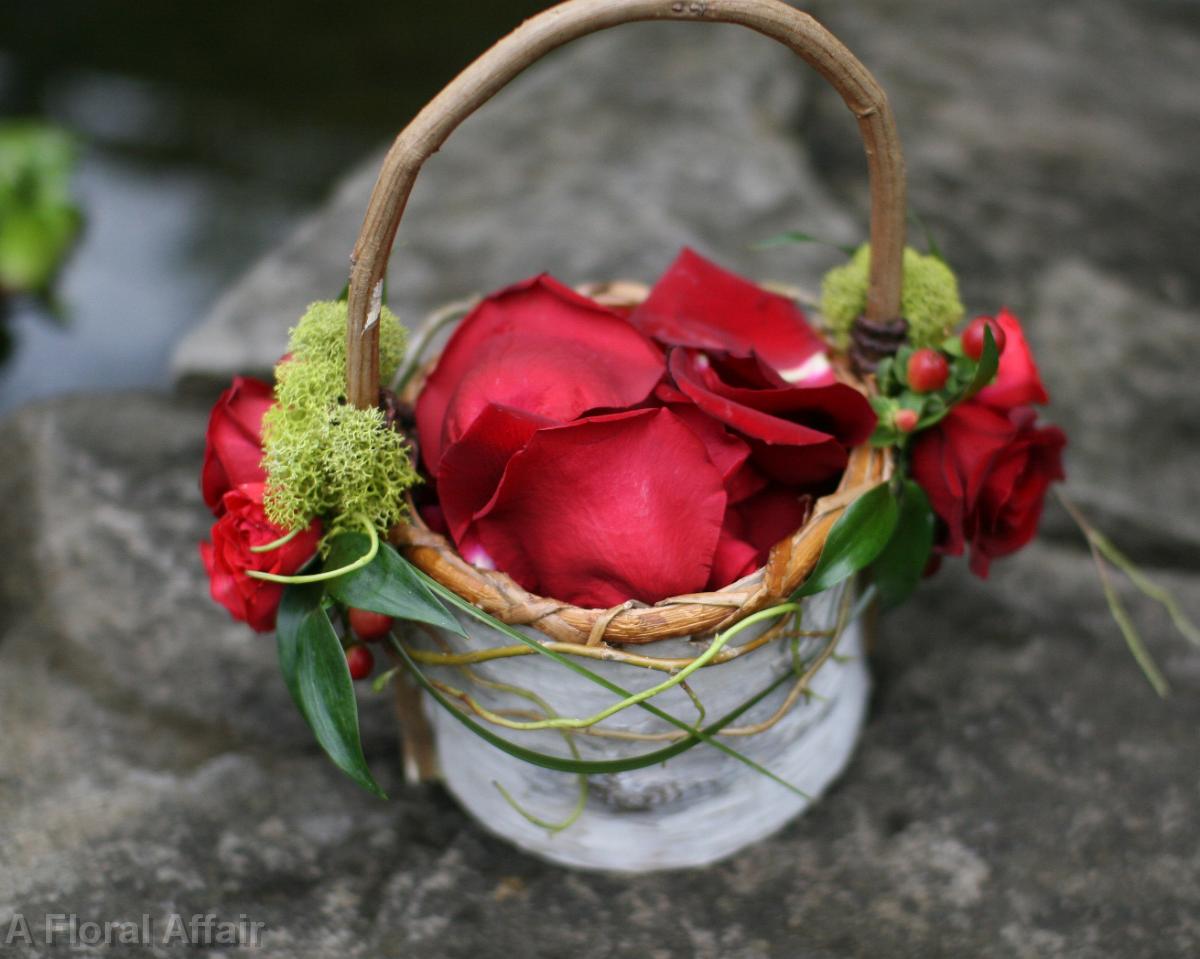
[0,122,83,297]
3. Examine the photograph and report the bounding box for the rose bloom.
[415,248,876,608]
[200,483,322,632]
[201,376,275,513]
[911,310,1066,577]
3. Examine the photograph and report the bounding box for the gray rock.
[804,0,1200,312]
[171,22,853,388]
[4,2,1200,957]
[0,390,1197,958]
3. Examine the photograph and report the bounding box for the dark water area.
[0,0,548,411]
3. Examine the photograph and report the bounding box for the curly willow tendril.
[434,586,860,744]
[248,527,304,554]
[423,603,802,733]
[460,668,588,833]
[245,517,378,584]
[401,607,835,673]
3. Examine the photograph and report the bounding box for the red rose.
[911,403,1066,577]
[201,376,274,513]
[200,483,322,632]
[416,249,876,608]
[974,308,1049,412]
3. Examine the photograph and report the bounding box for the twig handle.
[346,0,906,408]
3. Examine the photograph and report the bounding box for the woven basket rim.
[390,279,892,647]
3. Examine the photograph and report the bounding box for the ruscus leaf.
[324,534,465,636]
[277,583,385,797]
[871,480,936,610]
[795,483,900,597]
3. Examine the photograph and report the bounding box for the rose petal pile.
[911,309,1066,577]
[415,249,876,609]
[199,377,321,631]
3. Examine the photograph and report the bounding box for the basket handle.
[346,0,906,408]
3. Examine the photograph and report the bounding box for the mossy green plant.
[819,244,964,349]
[262,300,417,536]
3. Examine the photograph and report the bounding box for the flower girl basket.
[343,0,901,871]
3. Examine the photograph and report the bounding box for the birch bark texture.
[421,582,869,871]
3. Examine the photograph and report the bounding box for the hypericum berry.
[348,607,393,643]
[961,316,1008,361]
[893,408,920,433]
[346,644,374,681]
[907,348,950,393]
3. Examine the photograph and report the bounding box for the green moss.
[262,300,416,535]
[819,245,965,349]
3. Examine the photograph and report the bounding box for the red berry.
[348,607,393,643]
[907,348,950,393]
[961,316,1007,361]
[346,644,374,681]
[893,408,919,433]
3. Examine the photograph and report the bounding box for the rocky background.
[3,1,1198,956]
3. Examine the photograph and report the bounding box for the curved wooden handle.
[346,0,906,408]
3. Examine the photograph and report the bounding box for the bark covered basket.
[342,0,906,872]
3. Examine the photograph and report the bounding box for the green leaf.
[940,333,966,358]
[753,230,857,255]
[875,356,895,392]
[961,324,1001,400]
[276,578,325,708]
[277,584,386,797]
[324,534,465,636]
[893,346,914,389]
[871,481,936,610]
[795,483,900,597]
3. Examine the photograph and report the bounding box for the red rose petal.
[472,408,727,608]
[709,521,760,589]
[630,248,832,382]
[734,486,814,554]
[707,486,813,589]
[437,403,553,543]
[663,403,750,485]
[415,275,665,472]
[724,460,770,505]
[201,376,274,513]
[668,348,874,485]
[975,308,1050,411]
[911,404,1014,558]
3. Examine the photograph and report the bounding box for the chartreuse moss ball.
[819,245,965,349]
[262,300,416,537]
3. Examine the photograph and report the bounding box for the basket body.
[420,581,868,872]
[340,0,907,872]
